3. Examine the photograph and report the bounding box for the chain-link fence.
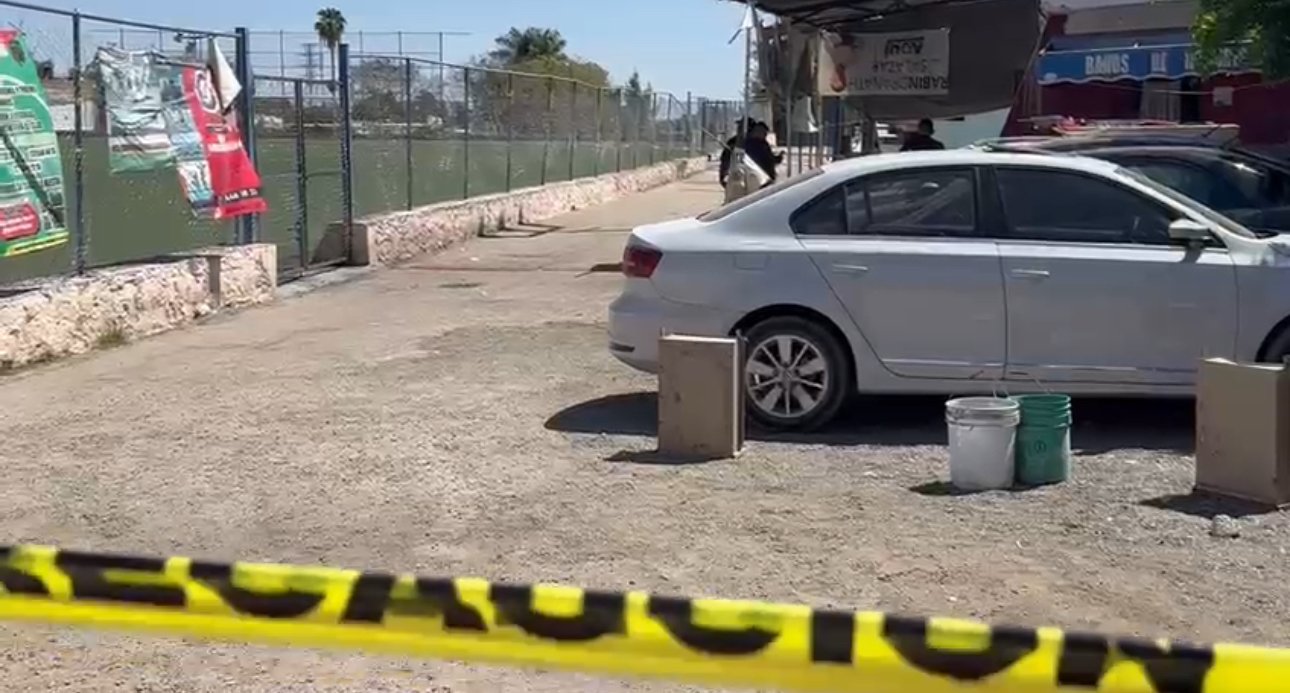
[2,1,735,287]
[345,55,712,218]
[1,0,244,287]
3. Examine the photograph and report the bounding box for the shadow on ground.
[1139,492,1281,519]
[546,392,1195,452]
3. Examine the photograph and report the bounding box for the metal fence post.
[568,82,577,181]
[593,87,602,176]
[338,43,355,244]
[665,95,674,160]
[540,78,552,185]
[616,89,624,172]
[71,12,87,274]
[235,27,257,243]
[505,73,514,192]
[293,80,308,272]
[404,58,413,210]
[462,66,471,200]
[699,98,707,154]
[685,91,693,157]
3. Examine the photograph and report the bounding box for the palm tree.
[489,27,567,65]
[314,7,347,82]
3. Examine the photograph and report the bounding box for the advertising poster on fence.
[156,62,217,216]
[818,29,951,97]
[96,47,176,173]
[179,65,265,219]
[0,29,69,257]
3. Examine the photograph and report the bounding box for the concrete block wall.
[353,156,709,267]
[0,244,277,370]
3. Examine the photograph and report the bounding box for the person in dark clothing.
[743,121,783,184]
[900,118,946,152]
[719,119,783,187]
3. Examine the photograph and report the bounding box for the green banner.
[0,30,69,257]
[96,47,175,173]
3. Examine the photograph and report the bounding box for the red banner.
[181,67,266,219]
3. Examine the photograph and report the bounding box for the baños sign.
[818,29,951,97]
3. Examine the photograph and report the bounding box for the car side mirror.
[1168,218,1211,244]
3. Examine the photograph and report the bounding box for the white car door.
[990,166,1238,386]
[795,166,1007,380]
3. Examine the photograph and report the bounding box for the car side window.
[791,188,847,236]
[846,169,977,237]
[995,168,1175,245]
[1219,155,1290,207]
[1122,160,1223,208]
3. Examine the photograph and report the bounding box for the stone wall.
[0,244,276,370]
[353,156,709,267]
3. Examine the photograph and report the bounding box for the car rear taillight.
[622,244,662,278]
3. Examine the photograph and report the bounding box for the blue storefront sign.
[1038,43,1258,84]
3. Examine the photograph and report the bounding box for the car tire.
[1261,325,1290,364]
[740,316,852,432]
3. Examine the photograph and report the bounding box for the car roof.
[821,149,1123,178]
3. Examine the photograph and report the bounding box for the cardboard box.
[1195,358,1290,506]
[657,335,745,460]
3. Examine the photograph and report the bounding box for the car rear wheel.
[741,316,851,431]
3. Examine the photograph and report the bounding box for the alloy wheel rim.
[746,334,829,419]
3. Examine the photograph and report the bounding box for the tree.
[314,7,347,83]
[488,27,568,66]
[1193,0,1290,79]
[469,56,610,139]
[351,57,442,123]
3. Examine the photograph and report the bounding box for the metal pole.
[699,97,707,154]
[568,83,577,180]
[594,87,602,176]
[397,31,403,56]
[338,43,355,244]
[404,58,414,210]
[742,24,752,150]
[685,91,693,156]
[72,13,86,274]
[616,89,624,173]
[235,27,257,243]
[665,95,674,160]
[438,33,446,103]
[540,78,551,185]
[505,73,514,192]
[648,93,655,166]
[293,79,309,272]
[357,31,364,54]
[784,16,794,176]
[462,66,471,200]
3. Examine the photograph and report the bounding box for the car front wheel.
[741,316,851,431]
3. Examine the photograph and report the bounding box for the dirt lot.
[1,172,1288,691]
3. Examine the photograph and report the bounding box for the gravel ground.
[1,173,1288,691]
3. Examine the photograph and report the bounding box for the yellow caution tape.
[0,544,1286,692]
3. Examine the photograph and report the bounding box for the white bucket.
[945,397,1020,491]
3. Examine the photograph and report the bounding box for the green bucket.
[1014,395,1072,486]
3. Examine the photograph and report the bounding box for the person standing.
[900,118,946,151]
[742,121,783,184]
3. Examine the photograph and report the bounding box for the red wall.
[1202,74,1290,146]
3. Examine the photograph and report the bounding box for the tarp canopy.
[731,0,998,32]
[736,0,1043,119]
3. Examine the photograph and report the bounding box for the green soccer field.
[0,136,689,286]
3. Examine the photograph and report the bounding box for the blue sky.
[13,0,750,99]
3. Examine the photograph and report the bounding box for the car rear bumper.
[607,291,733,374]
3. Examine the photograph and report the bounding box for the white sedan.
[608,150,1290,430]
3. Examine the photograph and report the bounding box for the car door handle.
[1010,269,1050,279]
[832,264,869,274]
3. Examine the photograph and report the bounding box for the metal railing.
[2,0,735,286]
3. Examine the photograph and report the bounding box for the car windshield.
[697,168,825,222]
[1117,166,1259,239]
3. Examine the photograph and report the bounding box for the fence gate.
[253,75,351,281]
